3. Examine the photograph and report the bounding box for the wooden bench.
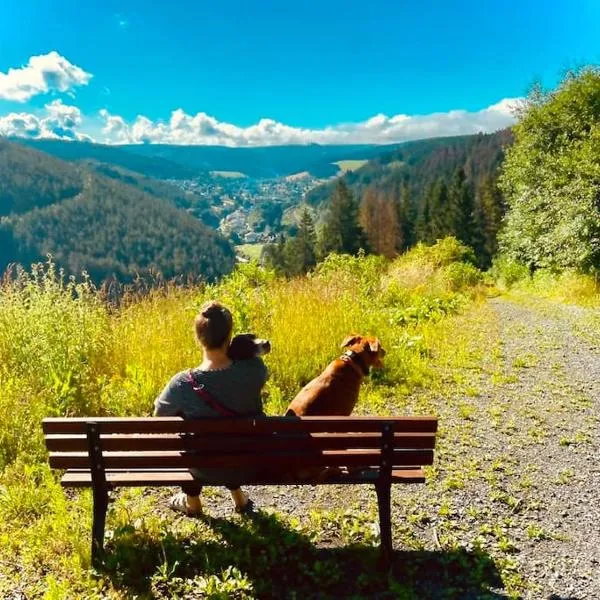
[43,415,438,565]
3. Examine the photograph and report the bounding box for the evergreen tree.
[286,208,317,274]
[448,167,476,246]
[415,184,433,243]
[473,175,503,266]
[429,178,451,240]
[396,180,414,251]
[261,234,287,274]
[319,179,366,256]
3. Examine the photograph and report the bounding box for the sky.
[0,0,598,146]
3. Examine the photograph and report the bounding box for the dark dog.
[228,333,271,360]
[286,334,386,417]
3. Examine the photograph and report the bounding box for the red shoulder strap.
[187,370,240,417]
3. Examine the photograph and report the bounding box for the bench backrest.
[43,416,438,471]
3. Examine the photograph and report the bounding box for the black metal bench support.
[376,422,394,566]
[87,422,109,567]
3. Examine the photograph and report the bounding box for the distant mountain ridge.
[14,138,400,179]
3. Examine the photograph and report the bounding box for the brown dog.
[286,335,386,417]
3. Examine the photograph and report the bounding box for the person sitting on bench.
[154,301,268,516]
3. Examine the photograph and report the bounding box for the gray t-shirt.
[154,358,268,418]
[154,358,268,487]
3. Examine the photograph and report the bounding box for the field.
[1,239,599,599]
[210,171,248,179]
[235,244,264,261]
[332,159,369,173]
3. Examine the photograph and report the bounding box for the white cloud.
[98,99,521,146]
[0,99,91,141]
[0,97,521,146]
[0,51,92,102]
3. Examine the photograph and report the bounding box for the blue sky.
[0,0,599,146]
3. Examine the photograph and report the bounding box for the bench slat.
[49,449,434,470]
[43,416,438,435]
[45,432,437,453]
[60,468,426,487]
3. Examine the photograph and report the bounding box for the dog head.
[341,334,386,369]
[228,333,271,360]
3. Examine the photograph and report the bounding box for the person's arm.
[154,373,184,416]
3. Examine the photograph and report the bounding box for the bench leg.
[375,481,393,565]
[91,486,109,567]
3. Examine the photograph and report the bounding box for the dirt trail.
[484,297,600,599]
[159,296,600,599]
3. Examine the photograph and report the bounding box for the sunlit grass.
[0,238,495,597]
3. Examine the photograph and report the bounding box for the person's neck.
[200,347,232,371]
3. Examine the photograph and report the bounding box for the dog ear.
[368,338,381,353]
[341,335,361,348]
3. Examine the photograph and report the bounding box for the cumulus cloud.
[98,99,521,146]
[1,97,521,146]
[0,51,92,102]
[0,99,91,141]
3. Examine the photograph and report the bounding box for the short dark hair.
[194,301,233,349]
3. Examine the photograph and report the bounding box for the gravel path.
[151,296,600,599]
[482,297,600,599]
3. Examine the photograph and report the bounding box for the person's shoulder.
[167,370,192,389]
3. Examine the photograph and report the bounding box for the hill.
[123,143,397,178]
[15,139,400,179]
[0,139,235,282]
[306,131,512,206]
[15,138,199,180]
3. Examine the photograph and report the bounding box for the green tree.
[430,178,451,240]
[318,179,366,257]
[415,183,433,243]
[499,68,600,272]
[473,175,503,266]
[448,167,476,246]
[260,234,287,274]
[285,208,317,275]
[396,180,414,251]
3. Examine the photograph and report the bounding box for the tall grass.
[0,238,485,597]
[491,255,600,306]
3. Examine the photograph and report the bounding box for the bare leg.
[186,494,202,514]
[230,487,250,512]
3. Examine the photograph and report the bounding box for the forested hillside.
[17,138,198,180]
[299,130,512,267]
[18,138,399,179]
[0,139,235,282]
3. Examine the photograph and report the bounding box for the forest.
[0,139,235,282]
[266,130,511,274]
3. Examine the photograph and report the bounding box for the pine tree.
[429,178,451,240]
[474,175,503,266]
[395,180,414,251]
[416,184,433,243]
[448,167,476,246]
[261,234,287,274]
[286,208,317,274]
[319,179,366,256]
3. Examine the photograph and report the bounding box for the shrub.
[490,255,530,288]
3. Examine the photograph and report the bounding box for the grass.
[236,244,264,261]
[3,237,591,598]
[332,159,369,173]
[210,170,247,178]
